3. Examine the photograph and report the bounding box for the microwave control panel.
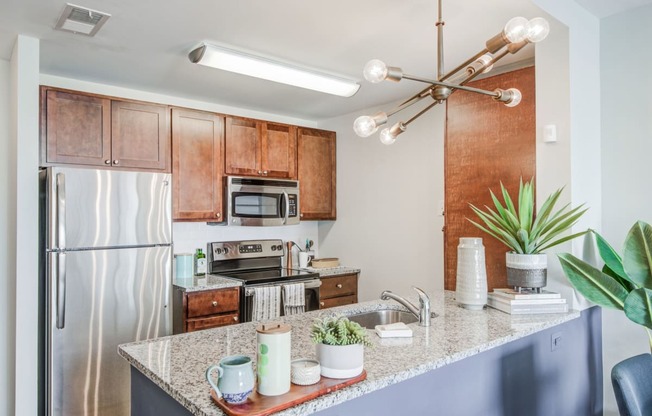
[288,194,297,217]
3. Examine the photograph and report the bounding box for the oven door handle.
[244,280,321,296]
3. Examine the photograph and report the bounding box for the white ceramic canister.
[256,323,291,396]
[455,237,488,310]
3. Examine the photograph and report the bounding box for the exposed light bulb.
[379,122,406,145]
[504,88,522,107]
[526,18,550,43]
[477,53,494,74]
[353,116,378,137]
[503,17,528,43]
[352,112,388,137]
[379,128,396,145]
[363,59,388,83]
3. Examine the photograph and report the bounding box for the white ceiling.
[0,0,649,120]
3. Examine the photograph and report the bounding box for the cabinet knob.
[336,283,343,289]
[258,170,263,175]
[300,213,304,218]
[233,316,238,321]
[112,160,120,165]
[319,301,325,307]
[104,160,111,165]
[212,301,218,307]
[263,170,268,176]
[215,212,221,218]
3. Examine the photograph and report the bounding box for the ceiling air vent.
[55,3,111,36]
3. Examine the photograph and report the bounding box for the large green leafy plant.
[558,221,652,348]
[468,178,587,254]
[310,316,371,347]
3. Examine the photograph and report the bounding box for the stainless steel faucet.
[381,286,431,327]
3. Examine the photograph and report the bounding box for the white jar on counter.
[455,237,488,310]
[256,323,291,396]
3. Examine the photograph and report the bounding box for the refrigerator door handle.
[56,172,66,250]
[56,252,66,329]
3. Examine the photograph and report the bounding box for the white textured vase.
[455,237,488,310]
[316,343,363,379]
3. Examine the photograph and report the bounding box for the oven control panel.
[208,239,285,262]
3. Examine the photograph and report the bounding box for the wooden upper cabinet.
[42,88,111,166]
[224,116,297,179]
[40,86,171,172]
[297,128,336,220]
[111,101,169,170]
[261,123,297,179]
[172,108,224,222]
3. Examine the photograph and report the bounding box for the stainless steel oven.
[226,176,300,226]
[207,239,320,322]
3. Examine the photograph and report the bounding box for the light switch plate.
[543,124,557,143]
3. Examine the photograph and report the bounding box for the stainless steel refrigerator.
[39,166,172,416]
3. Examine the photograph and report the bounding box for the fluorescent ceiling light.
[188,43,360,98]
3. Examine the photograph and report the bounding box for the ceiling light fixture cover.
[55,3,111,36]
[353,0,549,144]
[188,43,360,98]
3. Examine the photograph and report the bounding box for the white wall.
[0,57,15,416]
[11,35,40,416]
[317,103,444,301]
[600,5,652,415]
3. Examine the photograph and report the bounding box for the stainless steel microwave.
[226,176,300,226]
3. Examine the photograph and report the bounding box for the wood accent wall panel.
[444,66,536,291]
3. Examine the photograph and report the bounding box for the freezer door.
[48,246,171,416]
[46,167,171,249]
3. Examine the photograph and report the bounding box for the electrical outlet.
[551,332,562,351]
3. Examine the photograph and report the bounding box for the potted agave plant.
[468,178,587,289]
[310,315,371,379]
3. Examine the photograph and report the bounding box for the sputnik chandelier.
[353,0,550,145]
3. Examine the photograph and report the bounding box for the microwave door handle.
[282,191,289,224]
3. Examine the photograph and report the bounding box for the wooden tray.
[210,370,366,416]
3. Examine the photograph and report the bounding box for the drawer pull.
[233,316,238,321]
[320,301,325,307]
[212,301,218,307]
[336,283,343,289]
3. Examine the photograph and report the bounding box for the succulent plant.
[310,315,371,347]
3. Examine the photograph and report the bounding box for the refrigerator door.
[48,246,171,416]
[46,167,172,250]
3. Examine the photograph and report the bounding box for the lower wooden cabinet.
[319,273,358,309]
[173,286,240,333]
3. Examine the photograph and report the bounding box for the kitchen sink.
[348,309,418,329]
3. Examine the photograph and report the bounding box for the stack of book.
[487,288,568,315]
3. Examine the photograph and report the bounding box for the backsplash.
[173,221,319,268]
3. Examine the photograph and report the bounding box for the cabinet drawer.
[320,295,357,309]
[187,287,239,318]
[186,313,239,332]
[320,274,358,299]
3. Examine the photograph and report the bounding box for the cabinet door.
[224,117,261,176]
[42,88,111,166]
[261,123,297,179]
[297,128,336,220]
[111,100,169,171]
[172,108,224,221]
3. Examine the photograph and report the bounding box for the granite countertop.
[301,266,361,277]
[173,275,242,292]
[119,291,579,416]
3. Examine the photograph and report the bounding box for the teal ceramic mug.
[205,355,255,404]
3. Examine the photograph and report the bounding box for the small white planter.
[506,252,548,289]
[316,343,364,379]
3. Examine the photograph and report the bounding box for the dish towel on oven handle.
[252,286,282,321]
[282,283,306,316]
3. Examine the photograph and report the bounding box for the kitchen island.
[119,291,602,416]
